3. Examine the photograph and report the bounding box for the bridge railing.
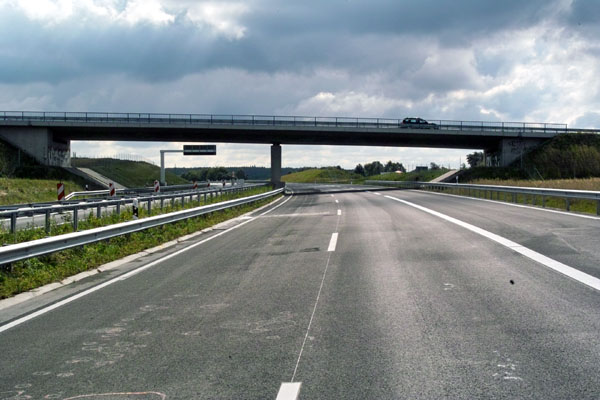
[0,111,572,134]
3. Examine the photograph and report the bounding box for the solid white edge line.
[407,189,600,221]
[384,195,600,291]
[0,193,293,334]
[276,382,302,400]
[337,209,342,216]
[327,232,338,252]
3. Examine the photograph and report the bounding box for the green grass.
[0,187,278,298]
[72,158,189,187]
[0,178,83,205]
[282,167,362,183]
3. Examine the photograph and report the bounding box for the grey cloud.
[0,0,565,85]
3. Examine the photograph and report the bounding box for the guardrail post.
[10,212,16,234]
[532,195,537,206]
[45,209,51,234]
[160,198,164,210]
[512,193,517,203]
[147,198,152,215]
[116,202,121,215]
[542,195,546,208]
[96,205,101,218]
[565,198,571,211]
[73,207,78,231]
[597,200,600,215]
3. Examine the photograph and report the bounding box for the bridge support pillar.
[0,127,71,167]
[486,137,546,167]
[271,144,282,187]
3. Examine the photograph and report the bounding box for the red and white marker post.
[154,180,160,194]
[57,182,65,201]
[193,181,198,190]
[109,182,116,197]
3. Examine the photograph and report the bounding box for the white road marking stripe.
[276,382,302,400]
[335,199,339,203]
[0,194,293,334]
[384,195,600,292]
[327,232,338,252]
[407,189,600,221]
[330,194,335,197]
[374,192,381,195]
[337,209,342,216]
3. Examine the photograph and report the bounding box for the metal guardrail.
[64,181,217,200]
[0,111,576,134]
[0,184,266,234]
[0,188,283,265]
[366,180,600,215]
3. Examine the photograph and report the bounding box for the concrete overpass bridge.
[0,111,592,184]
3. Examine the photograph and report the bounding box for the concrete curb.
[0,195,283,311]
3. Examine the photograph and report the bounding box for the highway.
[1,184,600,399]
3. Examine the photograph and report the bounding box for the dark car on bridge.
[401,117,439,129]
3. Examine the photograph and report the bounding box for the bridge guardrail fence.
[0,111,577,135]
[0,184,267,234]
[366,180,600,215]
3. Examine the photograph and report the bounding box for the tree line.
[353,161,406,176]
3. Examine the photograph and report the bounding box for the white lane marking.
[337,209,342,216]
[384,195,600,292]
[327,233,338,252]
[374,192,381,196]
[330,194,335,197]
[276,382,302,400]
[0,194,293,334]
[335,199,339,204]
[407,189,600,221]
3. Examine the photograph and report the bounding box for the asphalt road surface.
[1,184,600,399]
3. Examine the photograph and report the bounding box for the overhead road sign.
[183,145,216,155]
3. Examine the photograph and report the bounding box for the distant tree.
[466,151,484,167]
[429,162,440,170]
[354,164,365,176]
[234,169,247,180]
[364,161,384,176]
[206,167,229,180]
[383,161,406,173]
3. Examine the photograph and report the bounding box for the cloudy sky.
[1,0,599,169]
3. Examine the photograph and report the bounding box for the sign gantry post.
[160,145,217,186]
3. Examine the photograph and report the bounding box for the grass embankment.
[430,178,600,215]
[368,168,450,182]
[282,167,362,183]
[0,187,279,299]
[72,158,188,187]
[0,178,83,205]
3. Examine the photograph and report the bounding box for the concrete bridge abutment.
[0,127,71,167]
[485,137,546,167]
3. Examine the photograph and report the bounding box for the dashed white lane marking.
[327,233,339,252]
[330,194,335,197]
[0,195,294,334]
[384,195,600,292]
[374,192,382,195]
[406,189,600,221]
[337,209,342,216]
[335,199,339,203]
[276,382,302,400]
